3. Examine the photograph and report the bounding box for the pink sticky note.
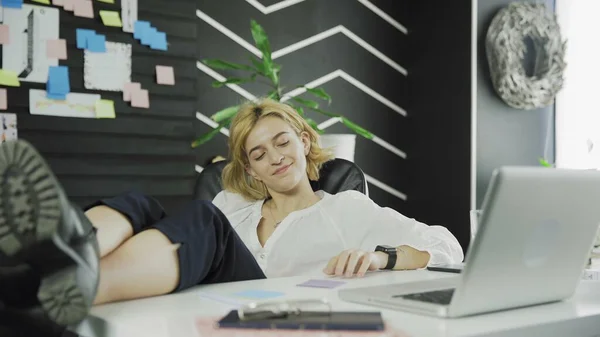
[52,0,64,6]
[74,0,94,18]
[156,66,175,85]
[131,89,149,108]
[47,39,67,60]
[0,89,7,110]
[123,82,141,102]
[63,0,76,11]
[0,25,9,45]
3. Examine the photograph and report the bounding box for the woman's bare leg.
[85,206,134,258]
[93,229,180,305]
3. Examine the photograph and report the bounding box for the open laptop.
[339,166,600,318]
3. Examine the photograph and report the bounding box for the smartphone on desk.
[426,263,465,273]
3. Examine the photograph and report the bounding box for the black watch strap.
[375,245,397,270]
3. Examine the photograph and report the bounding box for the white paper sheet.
[1,113,17,143]
[29,89,100,118]
[84,41,132,91]
[121,0,137,33]
[2,4,59,83]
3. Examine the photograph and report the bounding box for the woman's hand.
[323,249,388,277]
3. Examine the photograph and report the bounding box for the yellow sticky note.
[99,10,122,27]
[33,0,51,4]
[96,0,115,3]
[0,69,20,87]
[95,99,116,119]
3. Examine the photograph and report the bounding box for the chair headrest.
[194,158,367,201]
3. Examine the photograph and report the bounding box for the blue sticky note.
[76,29,95,49]
[150,31,167,51]
[133,20,151,40]
[46,92,67,100]
[87,34,106,53]
[1,0,23,9]
[233,290,285,300]
[141,27,156,46]
[47,66,70,95]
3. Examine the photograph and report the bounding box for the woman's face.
[244,116,311,194]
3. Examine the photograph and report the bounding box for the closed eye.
[255,153,265,161]
[278,141,289,147]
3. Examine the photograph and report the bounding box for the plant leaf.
[249,57,266,75]
[212,76,256,88]
[293,105,305,116]
[308,107,338,118]
[210,105,239,123]
[539,157,552,167]
[304,87,332,104]
[341,117,373,139]
[202,59,253,71]
[191,124,225,148]
[250,20,278,85]
[305,118,324,134]
[292,97,319,109]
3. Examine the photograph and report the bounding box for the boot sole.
[0,140,93,326]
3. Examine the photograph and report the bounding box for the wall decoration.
[0,113,17,143]
[83,41,131,91]
[485,2,567,110]
[0,88,7,110]
[29,89,99,118]
[121,0,137,33]
[2,4,59,83]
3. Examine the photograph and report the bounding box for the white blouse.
[212,190,464,278]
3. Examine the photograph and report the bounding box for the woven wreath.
[485,2,567,110]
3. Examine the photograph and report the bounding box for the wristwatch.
[375,245,397,270]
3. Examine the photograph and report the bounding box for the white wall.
[556,0,600,169]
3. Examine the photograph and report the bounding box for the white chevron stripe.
[196,10,407,76]
[197,61,256,100]
[372,136,407,159]
[364,174,407,200]
[245,0,307,14]
[196,61,407,159]
[196,112,230,137]
[281,69,406,116]
[196,165,204,173]
[357,0,408,34]
[244,0,408,35]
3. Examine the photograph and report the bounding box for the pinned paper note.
[52,0,64,6]
[1,0,23,9]
[0,113,17,143]
[123,82,140,101]
[151,31,167,51]
[156,66,174,85]
[0,69,20,87]
[97,0,114,3]
[141,26,155,46]
[121,0,137,33]
[133,20,150,40]
[29,89,100,118]
[131,89,149,108]
[233,290,285,300]
[0,89,7,110]
[87,34,106,53]
[47,39,67,59]
[0,24,9,45]
[47,66,70,96]
[76,29,95,49]
[95,99,115,118]
[74,0,94,18]
[63,0,74,11]
[84,42,131,91]
[32,0,50,4]
[99,10,122,27]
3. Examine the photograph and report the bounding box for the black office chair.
[194,158,368,201]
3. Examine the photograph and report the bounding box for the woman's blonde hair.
[222,98,334,200]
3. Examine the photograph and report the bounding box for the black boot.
[0,140,100,327]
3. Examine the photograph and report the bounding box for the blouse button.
[260,253,266,259]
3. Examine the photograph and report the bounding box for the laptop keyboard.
[396,289,455,305]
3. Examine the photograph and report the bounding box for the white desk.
[72,270,600,337]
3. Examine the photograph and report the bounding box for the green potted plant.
[191,20,373,161]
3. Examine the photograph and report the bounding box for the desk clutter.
[0,0,176,134]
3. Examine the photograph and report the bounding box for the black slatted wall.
[1,0,198,213]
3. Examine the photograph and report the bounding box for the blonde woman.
[0,98,463,330]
